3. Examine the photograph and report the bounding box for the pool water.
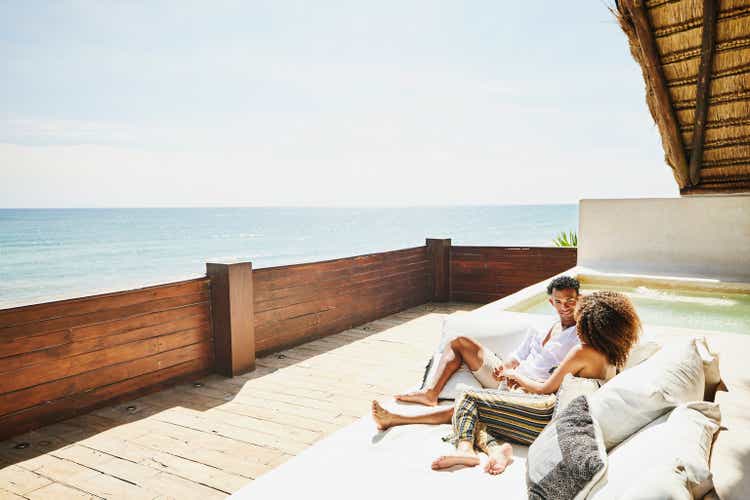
[509,285,750,334]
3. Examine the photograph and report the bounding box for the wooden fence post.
[206,262,255,376]
[426,238,451,302]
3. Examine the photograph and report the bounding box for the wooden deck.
[0,302,477,499]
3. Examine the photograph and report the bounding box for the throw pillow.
[526,395,607,500]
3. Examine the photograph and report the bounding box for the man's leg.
[371,401,453,431]
[395,336,487,406]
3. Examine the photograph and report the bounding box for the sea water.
[0,205,578,308]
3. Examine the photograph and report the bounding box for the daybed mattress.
[230,400,530,499]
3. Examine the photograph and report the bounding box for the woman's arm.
[503,346,587,395]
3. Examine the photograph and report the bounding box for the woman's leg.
[468,390,554,446]
[431,393,481,470]
[395,336,488,406]
[434,390,550,474]
[475,423,514,475]
[371,401,453,431]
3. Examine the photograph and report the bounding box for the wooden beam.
[688,0,719,186]
[206,262,255,376]
[426,238,451,302]
[624,0,691,188]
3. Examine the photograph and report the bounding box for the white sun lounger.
[230,400,530,500]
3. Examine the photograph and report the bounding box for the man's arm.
[508,329,535,365]
[492,332,531,380]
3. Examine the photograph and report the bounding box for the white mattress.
[231,400,530,499]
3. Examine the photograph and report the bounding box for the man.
[393,275,581,407]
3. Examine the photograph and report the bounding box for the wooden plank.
[253,246,426,283]
[0,293,210,342]
[254,250,429,291]
[55,441,247,495]
[254,250,428,292]
[25,454,154,499]
[0,465,51,495]
[24,482,97,500]
[254,266,431,325]
[0,341,212,417]
[0,329,72,359]
[0,316,209,373]
[255,296,428,355]
[151,409,310,455]
[254,272,430,334]
[70,301,209,342]
[0,278,208,328]
[253,250,429,292]
[623,0,691,187]
[0,328,210,393]
[253,258,430,312]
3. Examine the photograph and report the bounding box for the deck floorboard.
[0,302,477,499]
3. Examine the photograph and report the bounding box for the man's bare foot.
[394,389,438,406]
[371,401,395,431]
[484,443,514,475]
[431,451,480,470]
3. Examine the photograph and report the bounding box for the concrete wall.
[578,195,750,282]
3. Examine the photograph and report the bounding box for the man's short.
[471,346,505,389]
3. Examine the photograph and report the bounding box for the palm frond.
[552,230,578,248]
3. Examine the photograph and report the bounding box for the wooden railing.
[253,245,433,355]
[450,246,578,303]
[0,239,576,439]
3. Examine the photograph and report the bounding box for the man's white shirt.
[509,321,579,382]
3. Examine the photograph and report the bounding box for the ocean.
[0,205,578,309]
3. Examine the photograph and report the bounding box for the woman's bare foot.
[394,389,438,406]
[432,440,479,470]
[371,401,395,431]
[431,451,480,470]
[484,443,514,475]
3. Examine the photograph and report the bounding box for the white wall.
[578,195,750,282]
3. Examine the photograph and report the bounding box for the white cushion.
[622,339,661,370]
[587,338,706,451]
[424,312,553,399]
[552,374,602,421]
[695,337,722,401]
[587,402,720,499]
[438,310,552,355]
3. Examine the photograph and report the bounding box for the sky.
[0,1,678,208]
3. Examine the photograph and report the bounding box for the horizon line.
[0,202,585,209]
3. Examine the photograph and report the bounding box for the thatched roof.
[616,0,750,194]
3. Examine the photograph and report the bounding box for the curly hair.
[575,291,641,367]
[546,276,580,295]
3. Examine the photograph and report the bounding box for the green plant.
[552,230,578,248]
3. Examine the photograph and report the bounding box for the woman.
[371,291,641,475]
